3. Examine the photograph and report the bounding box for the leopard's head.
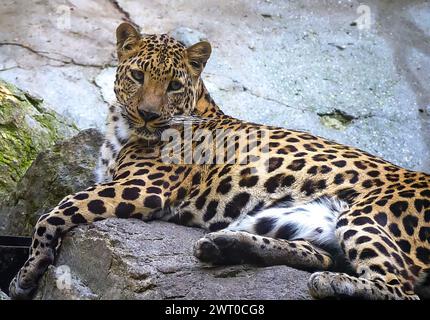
[114,22,212,140]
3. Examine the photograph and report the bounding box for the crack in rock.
[317,108,406,130]
[0,66,18,72]
[163,294,187,300]
[0,42,115,69]
[205,72,307,113]
[109,0,139,28]
[205,73,407,126]
[242,86,306,113]
[213,269,245,278]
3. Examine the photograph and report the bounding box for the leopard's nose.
[138,109,159,122]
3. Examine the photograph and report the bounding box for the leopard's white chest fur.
[95,104,131,183]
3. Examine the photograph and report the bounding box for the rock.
[94,67,116,105]
[0,80,78,201]
[0,0,124,129]
[0,129,103,235]
[35,219,312,300]
[0,289,10,300]
[169,27,208,47]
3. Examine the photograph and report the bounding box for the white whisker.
[168,114,210,125]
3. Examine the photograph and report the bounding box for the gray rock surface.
[169,27,208,47]
[0,0,123,129]
[35,219,312,300]
[1,1,429,172]
[0,129,103,236]
[0,289,10,300]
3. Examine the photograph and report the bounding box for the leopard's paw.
[8,275,36,300]
[193,231,243,264]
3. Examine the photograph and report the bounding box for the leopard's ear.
[186,41,212,78]
[116,22,141,60]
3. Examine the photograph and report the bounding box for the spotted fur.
[9,23,430,300]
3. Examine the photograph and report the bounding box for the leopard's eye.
[168,80,183,91]
[189,61,200,69]
[130,69,145,83]
[123,44,133,51]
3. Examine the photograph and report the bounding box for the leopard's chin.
[132,125,162,142]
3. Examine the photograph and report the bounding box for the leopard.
[9,22,430,300]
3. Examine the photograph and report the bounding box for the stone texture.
[0,129,103,236]
[0,0,124,129]
[169,27,208,47]
[35,219,312,300]
[0,289,10,300]
[0,79,77,200]
[0,1,429,171]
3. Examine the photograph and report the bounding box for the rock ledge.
[35,219,312,300]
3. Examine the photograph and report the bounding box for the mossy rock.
[318,109,354,131]
[0,79,78,200]
[1,129,103,236]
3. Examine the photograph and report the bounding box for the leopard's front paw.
[308,271,340,299]
[8,274,36,300]
[308,271,366,300]
[193,231,245,265]
[8,253,53,300]
[194,236,222,263]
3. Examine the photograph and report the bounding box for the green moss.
[318,109,354,130]
[0,80,78,199]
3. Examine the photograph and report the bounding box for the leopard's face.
[114,23,212,140]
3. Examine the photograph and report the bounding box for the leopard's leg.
[195,196,348,270]
[9,181,166,299]
[308,271,419,300]
[194,230,333,271]
[308,206,420,300]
